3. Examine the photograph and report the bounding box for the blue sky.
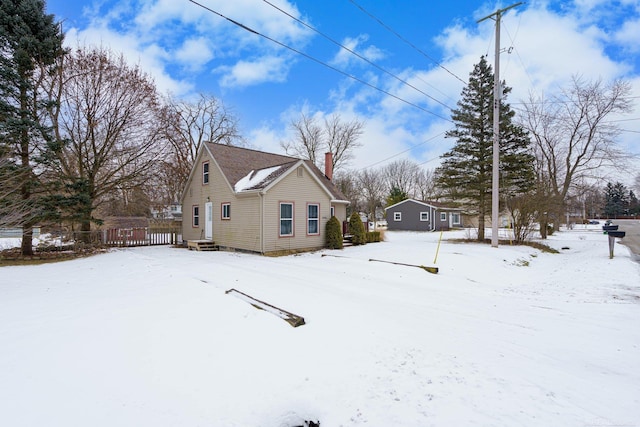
[46,0,640,179]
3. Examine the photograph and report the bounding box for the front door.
[205,201,213,240]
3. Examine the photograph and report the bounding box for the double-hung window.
[192,205,200,227]
[394,212,402,221]
[222,203,230,219]
[280,202,293,236]
[440,212,447,221]
[420,211,429,221]
[307,204,319,235]
[202,162,209,184]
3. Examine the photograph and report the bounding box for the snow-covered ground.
[1,227,639,427]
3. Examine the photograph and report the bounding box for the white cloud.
[175,37,214,71]
[614,18,640,53]
[61,0,314,97]
[330,34,386,68]
[216,55,291,88]
[64,25,193,97]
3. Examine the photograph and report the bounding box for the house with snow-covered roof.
[180,142,349,254]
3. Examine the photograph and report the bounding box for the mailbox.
[607,230,626,259]
[608,231,625,238]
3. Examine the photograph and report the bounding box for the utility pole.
[478,2,523,248]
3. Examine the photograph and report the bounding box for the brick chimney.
[324,152,333,181]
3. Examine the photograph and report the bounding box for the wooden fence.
[103,227,181,247]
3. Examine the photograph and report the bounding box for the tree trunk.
[21,225,34,256]
[539,217,548,239]
[20,86,34,256]
[80,220,92,244]
[477,212,485,241]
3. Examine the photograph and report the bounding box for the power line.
[502,21,538,92]
[348,0,467,85]
[260,0,454,111]
[362,131,448,169]
[187,0,453,123]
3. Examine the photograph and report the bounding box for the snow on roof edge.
[234,165,283,192]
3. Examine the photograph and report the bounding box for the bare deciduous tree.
[504,192,539,242]
[281,112,323,166]
[48,47,164,238]
[413,167,438,201]
[282,112,364,173]
[334,170,363,215]
[358,168,386,223]
[382,159,420,198]
[324,114,364,172]
[519,76,632,237]
[0,155,31,228]
[159,94,244,204]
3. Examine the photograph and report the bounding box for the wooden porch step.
[187,240,219,251]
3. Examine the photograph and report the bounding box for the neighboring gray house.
[385,199,463,231]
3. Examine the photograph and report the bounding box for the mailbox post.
[607,230,626,259]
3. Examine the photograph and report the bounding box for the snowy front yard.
[1,229,639,426]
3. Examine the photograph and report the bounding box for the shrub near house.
[325,216,343,249]
[349,212,367,245]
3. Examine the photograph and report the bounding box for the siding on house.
[385,199,461,232]
[217,194,263,252]
[387,200,438,231]
[331,202,347,227]
[180,143,349,254]
[181,150,213,241]
[262,164,333,252]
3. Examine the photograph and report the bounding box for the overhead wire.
[347,0,467,85]
[261,0,454,111]
[502,20,538,93]
[361,131,447,169]
[187,0,453,123]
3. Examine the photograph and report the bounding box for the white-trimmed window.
[452,213,461,225]
[307,204,319,235]
[330,206,335,217]
[222,203,230,220]
[202,161,209,184]
[420,211,429,221]
[394,212,402,221]
[440,212,447,221]
[192,205,200,227]
[280,202,294,236]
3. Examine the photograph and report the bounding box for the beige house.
[181,143,349,254]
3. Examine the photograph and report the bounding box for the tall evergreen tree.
[386,186,408,207]
[436,56,534,241]
[0,0,65,255]
[603,182,628,217]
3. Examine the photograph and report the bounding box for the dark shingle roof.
[206,142,297,187]
[204,143,348,201]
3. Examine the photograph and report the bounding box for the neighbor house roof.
[202,143,348,202]
[385,198,462,211]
